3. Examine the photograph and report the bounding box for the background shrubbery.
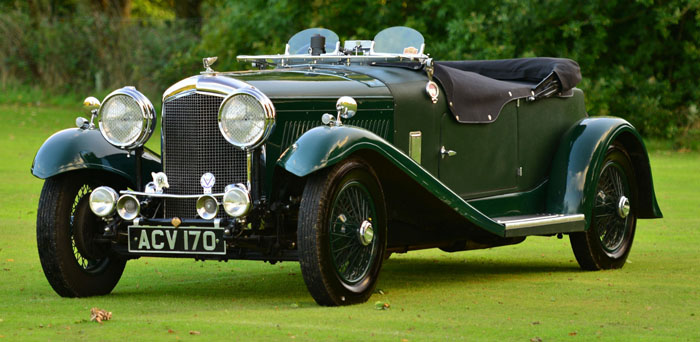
[1,0,698,146]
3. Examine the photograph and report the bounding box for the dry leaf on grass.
[374,301,390,310]
[90,307,112,323]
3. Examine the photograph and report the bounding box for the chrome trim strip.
[246,150,252,190]
[121,190,224,199]
[237,53,429,63]
[163,75,250,103]
[265,95,393,100]
[496,214,585,230]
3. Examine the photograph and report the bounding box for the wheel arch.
[31,128,161,189]
[546,117,662,229]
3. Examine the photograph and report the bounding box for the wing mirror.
[321,96,358,127]
[336,96,357,119]
[77,96,101,130]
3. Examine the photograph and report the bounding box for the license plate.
[128,226,226,255]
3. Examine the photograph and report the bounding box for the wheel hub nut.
[617,196,630,218]
[358,220,374,246]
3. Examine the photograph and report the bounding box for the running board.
[495,214,585,237]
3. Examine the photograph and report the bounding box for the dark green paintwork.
[250,64,660,237]
[233,68,391,98]
[546,117,663,228]
[276,125,506,236]
[469,180,548,218]
[31,128,162,187]
[439,102,518,198]
[339,65,442,176]
[516,90,587,191]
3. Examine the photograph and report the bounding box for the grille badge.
[200,173,216,194]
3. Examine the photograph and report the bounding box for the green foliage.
[0,2,198,99]
[192,0,700,144]
[1,0,699,144]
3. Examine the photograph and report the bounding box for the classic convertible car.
[32,27,662,306]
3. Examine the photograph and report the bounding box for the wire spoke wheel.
[592,163,630,253]
[70,184,109,273]
[329,182,378,284]
[570,145,637,270]
[37,173,126,297]
[298,159,386,306]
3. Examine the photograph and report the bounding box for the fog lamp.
[89,186,118,217]
[222,184,251,218]
[196,195,219,220]
[117,195,140,221]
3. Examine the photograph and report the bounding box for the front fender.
[277,125,506,236]
[546,117,662,228]
[31,128,161,187]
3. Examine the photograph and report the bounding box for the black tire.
[298,159,387,306]
[570,145,637,270]
[37,174,126,297]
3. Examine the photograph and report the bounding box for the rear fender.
[31,128,161,187]
[277,125,506,236]
[546,117,662,228]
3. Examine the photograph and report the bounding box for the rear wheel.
[298,159,387,306]
[37,174,126,297]
[570,145,637,270]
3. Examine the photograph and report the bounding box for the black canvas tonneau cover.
[433,58,581,123]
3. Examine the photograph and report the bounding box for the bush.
[0,3,198,100]
[1,0,698,146]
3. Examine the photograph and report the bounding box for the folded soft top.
[434,58,581,123]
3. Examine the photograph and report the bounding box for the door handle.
[440,146,457,158]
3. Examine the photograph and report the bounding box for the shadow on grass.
[108,255,581,304]
[381,256,580,284]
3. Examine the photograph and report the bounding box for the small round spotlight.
[117,195,140,220]
[89,186,118,217]
[223,184,251,218]
[196,195,219,220]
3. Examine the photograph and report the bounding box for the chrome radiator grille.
[162,93,247,219]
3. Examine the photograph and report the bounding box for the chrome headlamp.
[98,87,156,149]
[218,87,275,149]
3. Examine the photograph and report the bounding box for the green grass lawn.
[0,102,698,341]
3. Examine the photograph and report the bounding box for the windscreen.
[287,28,339,55]
[372,26,424,54]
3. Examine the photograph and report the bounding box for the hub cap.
[617,196,630,218]
[358,220,374,246]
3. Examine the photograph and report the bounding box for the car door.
[438,102,519,199]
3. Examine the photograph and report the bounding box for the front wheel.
[37,174,126,297]
[298,159,387,306]
[570,145,637,270]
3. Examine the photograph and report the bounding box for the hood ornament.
[202,57,218,73]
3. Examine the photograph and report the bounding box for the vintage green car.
[32,27,662,306]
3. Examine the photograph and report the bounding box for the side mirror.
[78,97,101,129]
[83,97,101,110]
[336,96,357,119]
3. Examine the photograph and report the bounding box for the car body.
[32,27,662,306]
